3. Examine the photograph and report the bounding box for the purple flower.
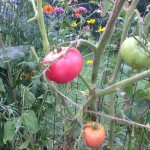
[54,7,64,15]
[74,6,88,14]
[11,0,19,5]
[2,8,13,19]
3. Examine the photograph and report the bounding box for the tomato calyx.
[84,122,103,130]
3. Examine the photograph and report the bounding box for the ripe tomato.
[120,37,150,69]
[42,47,83,84]
[83,121,106,148]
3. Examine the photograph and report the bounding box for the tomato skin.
[120,37,150,69]
[83,121,106,148]
[42,47,83,84]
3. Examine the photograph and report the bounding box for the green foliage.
[3,117,21,144]
[21,110,39,133]
[18,140,30,150]
[21,85,35,108]
[0,0,150,149]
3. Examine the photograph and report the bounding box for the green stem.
[96,69,150,97]
[37,0,50,55]
[134,9,143,40]
[83,95,96,110]
[27,0,38,22]
[58,39,97,52]
[37,91,48,120]
[108,93,116,148]
[108,1,140,149]
[83,69,150,110]
[88,0,126,121]
[91,0,126,84]
[30,47,40,63]
[78,74,93,92]
[45,77,75,118]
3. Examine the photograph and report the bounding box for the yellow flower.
[96,27,106,32]
[71,22,78,27]
[87,19,96,24]
[86,60,93,65]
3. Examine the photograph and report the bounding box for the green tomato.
[120,37,150,69]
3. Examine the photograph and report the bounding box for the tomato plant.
[120,36,150,69]
[42,47,83,84]
[83,121,106,148]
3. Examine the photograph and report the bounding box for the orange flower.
[22,74,29,80]
[43,4,53,14]
[74,13,81,18]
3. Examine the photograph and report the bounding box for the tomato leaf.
[104,0,112,16]
[21,110,39,133]
[30,78,42,94]
[123,84,134,98]
[121,64,132,75]
[3,117,21,144]
[135,101,150,118]
[18,140,30,149]
[22,85,35,108]
[135,88,150,101]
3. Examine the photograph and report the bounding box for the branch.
[78,74,93,92]
[96,69,150,97]
[91,0,126,84]
[111,0,140,84]
[37,0,50,54]
[86,110,150,130]
[27,0,38,23]
[58,39,97,52]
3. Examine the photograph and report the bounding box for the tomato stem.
[108,0,140,149]
[132,36,150,55]
[58,39,96,53]
[96,69,150,97]
[134,9,143,40]
[27,0,50,55]
[78,74,93,92]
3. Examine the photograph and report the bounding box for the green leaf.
[3,117,21,144]
[121,64,132,75]
[18,140,30,149]
[21,110,39,133]
[136,101,150,117]
[0,78,5,92]
[31,78,41,94]
[123,84,134,98]
[135,88,150,101]
[22,85,35,108]
[104,0,112,16]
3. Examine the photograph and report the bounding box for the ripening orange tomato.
[83,121,106,148]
